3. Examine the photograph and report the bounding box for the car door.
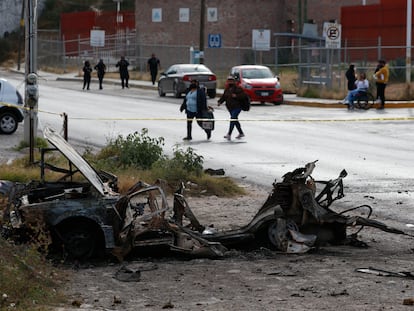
[0,80,4,103]
[162,65,178,93]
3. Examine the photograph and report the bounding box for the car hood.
[242,77,279,85]
[44,127,109,196]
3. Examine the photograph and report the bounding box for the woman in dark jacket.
[217,76,246,140]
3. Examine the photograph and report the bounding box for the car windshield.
[242,68,273,79]
[179,65,211,73]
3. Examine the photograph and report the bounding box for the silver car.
[0,78,24,134]
[158,64,217,98]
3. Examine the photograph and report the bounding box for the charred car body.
[1,128,409,260]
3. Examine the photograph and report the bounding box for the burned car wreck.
[0,127,410,261]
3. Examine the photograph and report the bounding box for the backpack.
[240,93,251,111]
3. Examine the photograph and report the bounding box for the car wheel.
[58,223,99,259]
[207,90,216,98]
[267,221,282,249]
[158,84,166,97]
[173,83,181,98]
[0,112,18,135]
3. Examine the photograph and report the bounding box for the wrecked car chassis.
[1,128,409,261]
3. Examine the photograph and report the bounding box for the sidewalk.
[52,71,414,109]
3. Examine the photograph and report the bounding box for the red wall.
[341,0,412,60]
[60,11,135,56]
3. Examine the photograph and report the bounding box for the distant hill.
[0,0,45,36]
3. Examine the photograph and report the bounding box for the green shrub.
[97,129,165,170]
[15,137,49,151]
[151,146,204,185]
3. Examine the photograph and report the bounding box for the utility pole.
[24,0,39,164]
[406,0,412,83]
[17,1,25,71]
[199,0,205,64]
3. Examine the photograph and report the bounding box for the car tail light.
[208,75,216,81]
[183,75,191,81]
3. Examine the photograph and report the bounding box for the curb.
[283,100,414,109]
[22,71,414,109]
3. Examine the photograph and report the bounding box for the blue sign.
[208,34,221,48]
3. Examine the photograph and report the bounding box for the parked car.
[227,65,283,105]
[0,78,24,134]
[158,64,217,99]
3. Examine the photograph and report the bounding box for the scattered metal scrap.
[0,127,412,261]
[356,267,414,279]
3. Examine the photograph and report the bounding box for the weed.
[151,146,204,187]
[14,137,49,151]
[97,128,165,170]
[0,238,66,310]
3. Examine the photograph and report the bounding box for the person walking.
[374,59,389,110]
[147,53,161,85]
[180,81,211,140]
[82,60,92,90]
[217,76,246,140]
[94,59,106,90]
[116,56,130,89]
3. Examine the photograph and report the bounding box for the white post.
[406,0,412,83]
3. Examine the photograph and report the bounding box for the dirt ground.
[54,183,414,311]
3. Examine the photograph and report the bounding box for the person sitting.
[345,72,369,110]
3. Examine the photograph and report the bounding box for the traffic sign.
[323,22,341,49]
[208,34,221,48]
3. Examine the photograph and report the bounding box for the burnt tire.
[58,222,101,259]
[267,221,282,250]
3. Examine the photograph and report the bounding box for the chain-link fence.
[38,33,413,88]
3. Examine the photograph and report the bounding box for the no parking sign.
[323,22,341,49]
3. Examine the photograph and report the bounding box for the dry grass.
[0,228,67,310]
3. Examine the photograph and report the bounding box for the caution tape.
[2,101,413,122]
[66,116,414,122]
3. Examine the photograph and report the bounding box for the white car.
[0,78,24,134]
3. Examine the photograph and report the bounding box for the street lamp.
[113,0,123,55]
[113,0,123,24]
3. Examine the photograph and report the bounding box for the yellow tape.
[2,101,413,122]
[66,117,414,122]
